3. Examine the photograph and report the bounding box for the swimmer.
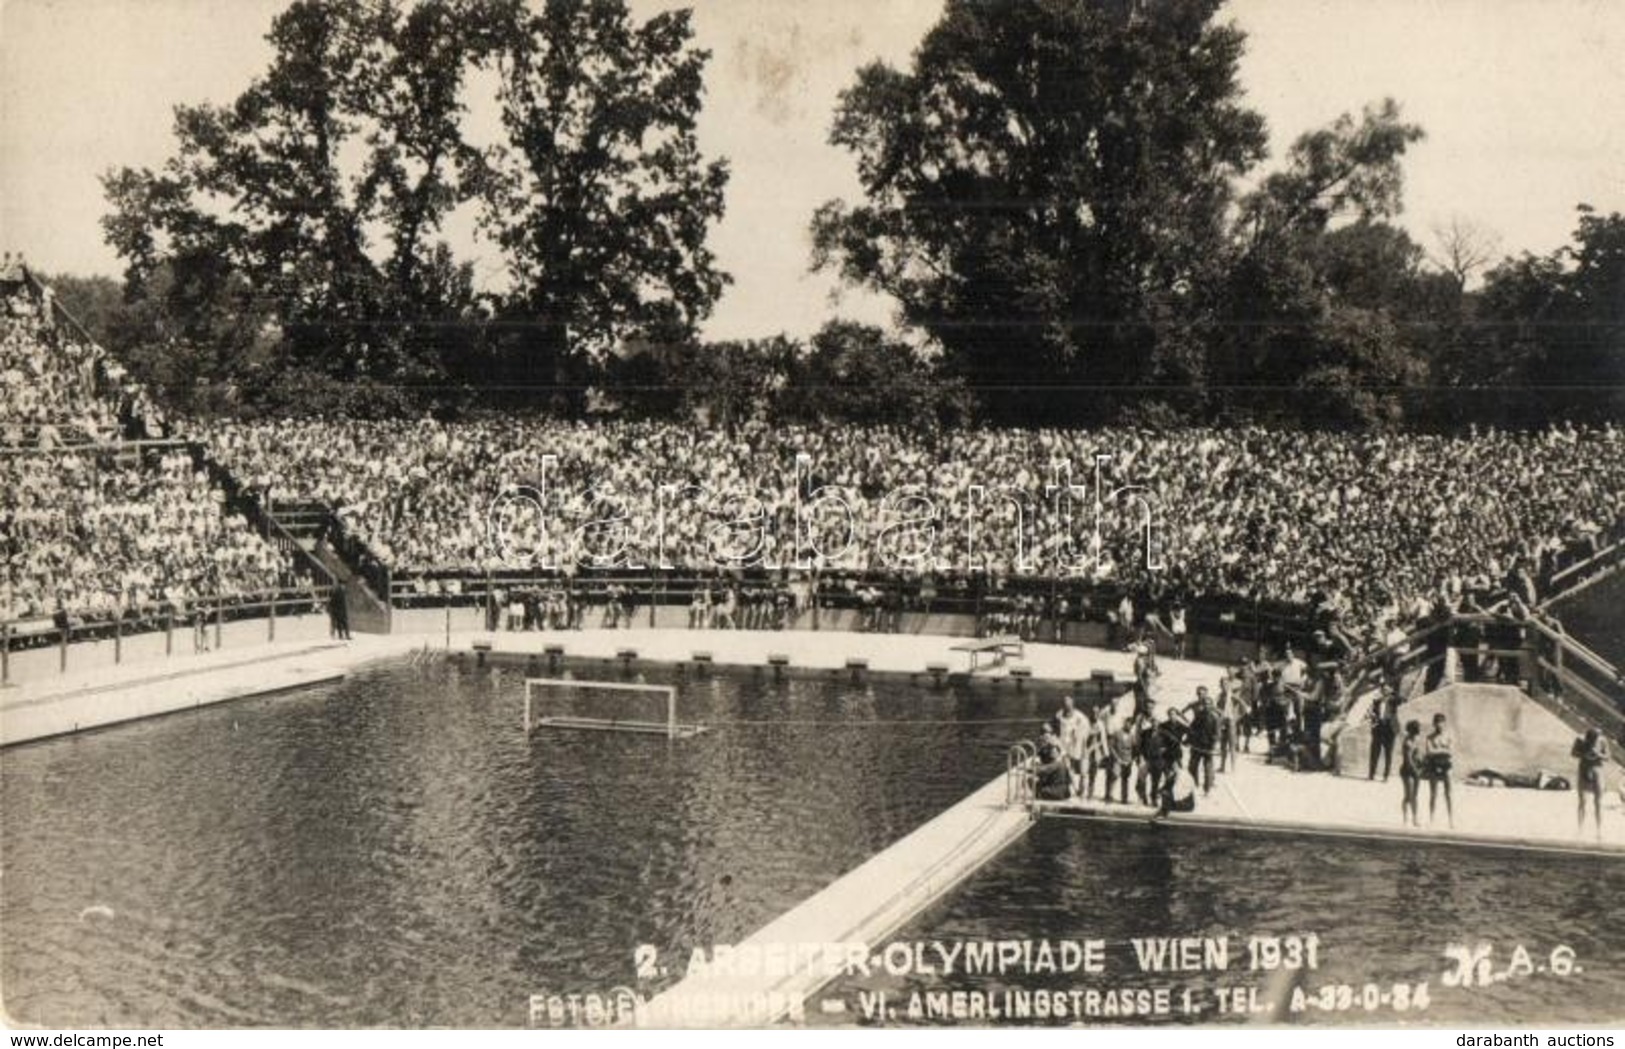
[1424,713,1454,829]
[1572,727,1609,840]
[1399,719,1423,827]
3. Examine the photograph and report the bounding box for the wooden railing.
[1331,610,1624,764]
[1539,537,1625,609]
[1528,619,1625,744]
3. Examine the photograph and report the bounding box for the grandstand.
[5,250,1624,749]
[1,264,328,664]
[196,416,1625,644]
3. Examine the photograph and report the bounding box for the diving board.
[951,634,1025,672]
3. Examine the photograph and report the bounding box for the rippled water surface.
[1,660,1032,1027]
[825,820,1625,1027]
[5,661,1621,1028]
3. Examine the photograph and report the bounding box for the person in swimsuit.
[1033,726,1073,801]
[1573,727,1609,840]
[1054,695,1089,798]
[1084,703,1112,799]
[1424,713,1455,829]
[1217,674,1240,773]
[1106,715,1135,804]
[1399,719,1423,827]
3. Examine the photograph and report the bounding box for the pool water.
[5,660,1620,1028]
[823,819,1625,1027]
[1,660,1039,1027]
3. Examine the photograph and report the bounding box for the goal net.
[523,678,705,740]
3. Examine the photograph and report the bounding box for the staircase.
[1549,567,1625,673]
[1330,611,1625,776]
[270,500,393,634]
[312,542,393,634]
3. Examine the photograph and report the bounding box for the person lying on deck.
[1463,769,1571,790]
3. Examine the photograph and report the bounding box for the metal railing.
[383,565,1320,653]
[0,587,333,686]
[1006,741,1038,805]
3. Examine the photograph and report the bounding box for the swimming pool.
[0,659,1037,1026]
[5,659,1620,1028]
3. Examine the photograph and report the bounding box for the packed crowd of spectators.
[2,260,295,631]
[200,416,1625,642]
[1,307,117,451]
[0,447,298,628]
[2,258,168,449]
[7,247,1621,647]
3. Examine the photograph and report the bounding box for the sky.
[2,0,1623,340]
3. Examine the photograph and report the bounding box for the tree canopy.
[101,0,728,416]
[812,0,1269,424]
[81,0,1618,431]
[809,0,1466,428]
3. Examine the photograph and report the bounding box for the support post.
[60,620,69,674]
[2,624,10,686]
[165,608,174,657]
[114,611,122,665]
[1050,575,1059,643]
[268,594,277,642]
[445,603,452,649]
[215,598,223,650]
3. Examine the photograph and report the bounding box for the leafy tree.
[109,261,283,416]
[1212,100,1427,427]
[479,0,730,408]
[1477,206,1625,425]
[788,320,971,428]
[36,273,122,345]
[811,0,1267,425]
[101,0,728,417]
[1233,99,1424,249]
[102,0,488,412]
[683,336,798,431]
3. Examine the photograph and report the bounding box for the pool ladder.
[1006,741,1037,806]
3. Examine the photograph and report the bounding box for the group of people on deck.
[1367,688,1459,828]
[1029,640,1249,819]
[1026,629,1615,841]
[1030,687,1229,819]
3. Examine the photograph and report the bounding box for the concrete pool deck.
[470,625,1209,687]
[2,626,1215,747]
[637,772,1033,1028]
[1035,747,1625,857]
[0,638,376,746]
